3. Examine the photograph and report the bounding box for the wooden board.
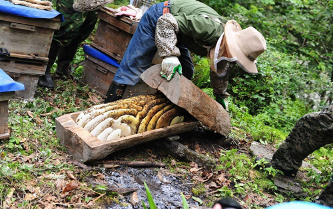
[56,112,198,162]
[140,64,231,136]
[0,58,46,75]
[0,101,9,137]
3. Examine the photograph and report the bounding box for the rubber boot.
[38,41,60,89]
[104,81,127,103]
[55,39,81,77]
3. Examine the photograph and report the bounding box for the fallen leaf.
[157,171,171,184]
[194,143,201,153]
[24,193,36,201]
[96,173,105,181]
[192,196,203,205]
[171,160,177,166]
[22,153,36,163]
[54,159,61,166]
[75,97,81,105]
[158,170,164,182]
[27,111,34,118]
[193,176,205,183]
[62,181,79,193]
[208,181,218,188]
[189,162,198,168]
[66,171,76,180]
[130,192,139,205]
[70,194,82,204]
[44,195,57,202]
[89,94,100,104]
[43,174,66,180]
[23,143,30,152]
[190,167,201,173]
[55,178,66,191]
[44,203,54,209]
[244,194,251,202]
[26,185,35,193]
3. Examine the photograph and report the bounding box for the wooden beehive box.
[0,13,61,58]
[0,13,61,101]
[56,111,198,162]
[81,54,157,98]
[91,7,139,61]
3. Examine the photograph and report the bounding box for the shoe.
[104,81,127,103]
[214,198,242,209]
[38,74,54,89]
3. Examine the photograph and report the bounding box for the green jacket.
[53,0,97,46]
[170,0,226,56]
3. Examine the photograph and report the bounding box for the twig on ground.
[90,160,166,168]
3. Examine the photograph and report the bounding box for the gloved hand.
[160,56,182,81]
[216,97,229,111]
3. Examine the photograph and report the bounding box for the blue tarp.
[83,45,120,68]
[266,201,331,209]
[0,68,25,93]
[0,0,64,22]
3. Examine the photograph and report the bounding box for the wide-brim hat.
[224,20,267,74]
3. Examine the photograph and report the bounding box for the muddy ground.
[94,125,252,208]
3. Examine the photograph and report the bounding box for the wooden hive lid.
[140,64,231,136]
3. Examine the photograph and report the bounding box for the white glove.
[160,56,182,81]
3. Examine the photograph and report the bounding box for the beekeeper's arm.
[155,13,182,81]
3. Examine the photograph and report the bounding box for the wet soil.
[101,125,247,208]
[105,167,196,209]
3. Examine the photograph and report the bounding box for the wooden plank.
[140,64,231,136]
[0,133,10,140]
[0,92,15,101]
[0,13,61,30]
[0,101,9,135]
[56,112,198,162]
[0,59,46,75]
[9,53,49,62]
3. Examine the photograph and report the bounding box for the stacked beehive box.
[82,6,158,99]
[0,11,61,101]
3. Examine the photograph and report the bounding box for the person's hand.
[212,203,222,209]
[160,56,182,81]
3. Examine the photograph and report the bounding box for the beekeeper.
[38,0,113,89]
[105,0,267,110]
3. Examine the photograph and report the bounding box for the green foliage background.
[192,0,332,140]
